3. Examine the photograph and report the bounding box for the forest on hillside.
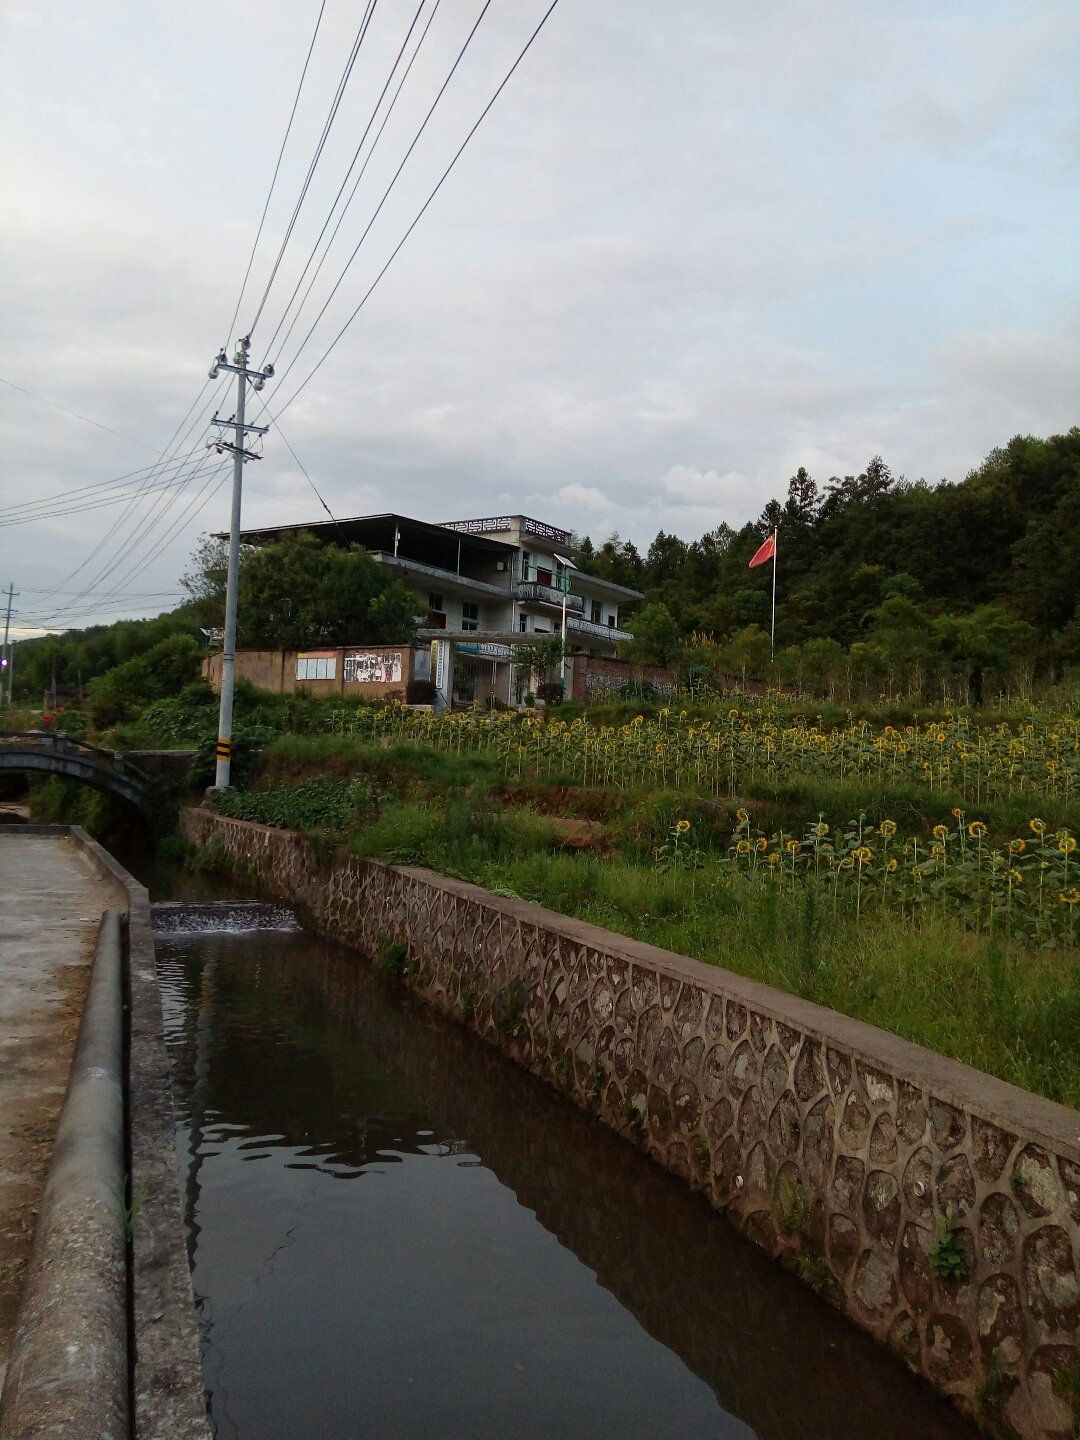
[575,428,1080,700]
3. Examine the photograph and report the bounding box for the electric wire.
[0,462,223,528]
[246,0,380,338]
[267,0,495,390]
[49,377,230,599]
[0,376,160,453]
[49,376,220,592]
[221,0,329,349]
[260,0,433,360]
[272,0,562,417]
[0,446,208,519]
[25,461,232,627]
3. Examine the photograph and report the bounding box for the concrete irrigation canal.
[0,820,1076,1436]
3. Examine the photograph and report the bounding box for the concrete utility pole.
[207,338,272,789]
[1,582,16,706]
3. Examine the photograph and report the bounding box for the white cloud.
[556,483,610,510]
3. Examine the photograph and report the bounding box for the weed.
[460,986,476,1021]
[774,1175,809,1237]
[621,1095,645,1129]
[372,935,408,979]
[125,1185,149,1241]
[492,978,526,1037]
[928,1219,969,1280]
[794,1253,831,1292]
[975,1360,1018,1419]
[1010,1167,1027,1194]
[692,1132,712,1176]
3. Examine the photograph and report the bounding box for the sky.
[1,0,1077,637]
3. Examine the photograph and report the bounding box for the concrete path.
[0,833,123,1394]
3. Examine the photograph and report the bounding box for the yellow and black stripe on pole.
[215,737,232,762]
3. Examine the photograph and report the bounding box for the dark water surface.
[158,929,972,1440]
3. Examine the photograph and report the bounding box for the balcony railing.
[566,615,631,643]
[515,581,585,613]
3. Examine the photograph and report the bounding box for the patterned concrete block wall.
[181,807,1080,1438]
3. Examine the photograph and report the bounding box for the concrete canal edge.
[181,805,1080,1440]
[0,826,210,1440]
[0,909,127,1439]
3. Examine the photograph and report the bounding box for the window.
[590,600,602,624]
[519,616,528,632]
[607,615,616,627]
[296,654,337,681]
[462,602,479,633]
[428,592,444,613]
[520,551,530,580]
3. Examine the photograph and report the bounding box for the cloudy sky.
[1,0,1077,635]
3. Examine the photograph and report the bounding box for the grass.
[201,733,1080,1108]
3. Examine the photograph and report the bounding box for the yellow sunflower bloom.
[967,821,988,839]
[675,819,691,834]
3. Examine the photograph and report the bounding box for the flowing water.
[156,913,973,1440]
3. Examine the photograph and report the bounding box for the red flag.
[748,532,776,568]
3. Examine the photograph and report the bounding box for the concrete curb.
[65,829,212,1440]
[0,910,128,1440]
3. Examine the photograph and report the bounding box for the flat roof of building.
[230,513,517,558]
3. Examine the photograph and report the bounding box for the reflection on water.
[159,930,971,1440]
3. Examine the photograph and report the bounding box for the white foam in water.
[151,902,301,935]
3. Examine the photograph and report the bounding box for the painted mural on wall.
[344,651,402,685]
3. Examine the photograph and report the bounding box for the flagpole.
[770,528,778,662]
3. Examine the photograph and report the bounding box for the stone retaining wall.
[181,806,1080,1439]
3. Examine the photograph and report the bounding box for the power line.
[221,0,329,346]
[268,0,495,389]
[0,468,218,528]
[0,375,161,453]
[247,0,381,339]
[50,377,227,595]
[0,448,204,517]
[273,0,562,417]
[261,0,434,359]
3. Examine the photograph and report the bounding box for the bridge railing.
[0,731,138,775]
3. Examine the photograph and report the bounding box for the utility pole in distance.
[206,337,273,789]
[1,582,17,706]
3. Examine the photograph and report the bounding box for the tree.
[183,531,418,649]
[624,602,681,667]
[86,633,203,725]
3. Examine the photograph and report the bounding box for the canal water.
[157,919,973,1440]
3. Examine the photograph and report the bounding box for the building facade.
[234,512,643,709]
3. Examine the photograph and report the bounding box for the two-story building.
[233,512,643,708]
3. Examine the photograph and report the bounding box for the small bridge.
[0,732,157,819]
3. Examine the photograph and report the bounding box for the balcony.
[566,615,631,644]
[515,581,585,614]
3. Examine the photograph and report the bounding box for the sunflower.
[879,819,897,838]
[1030,818,1047,835]
[853,845,873,863]
[736,808,749,824]
[735,839,752,857]
[967,821,988,840]
[785,838,802,855]
[951,807,963,819]
[1006,869,1023,886]
[932,824,949,841]
[675,819,691,834]
[1008,837,1026,854]
[1059,888,1080,907]
[887,857,899,873]
[1058,836,1077,854]
[756,837,768,852]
